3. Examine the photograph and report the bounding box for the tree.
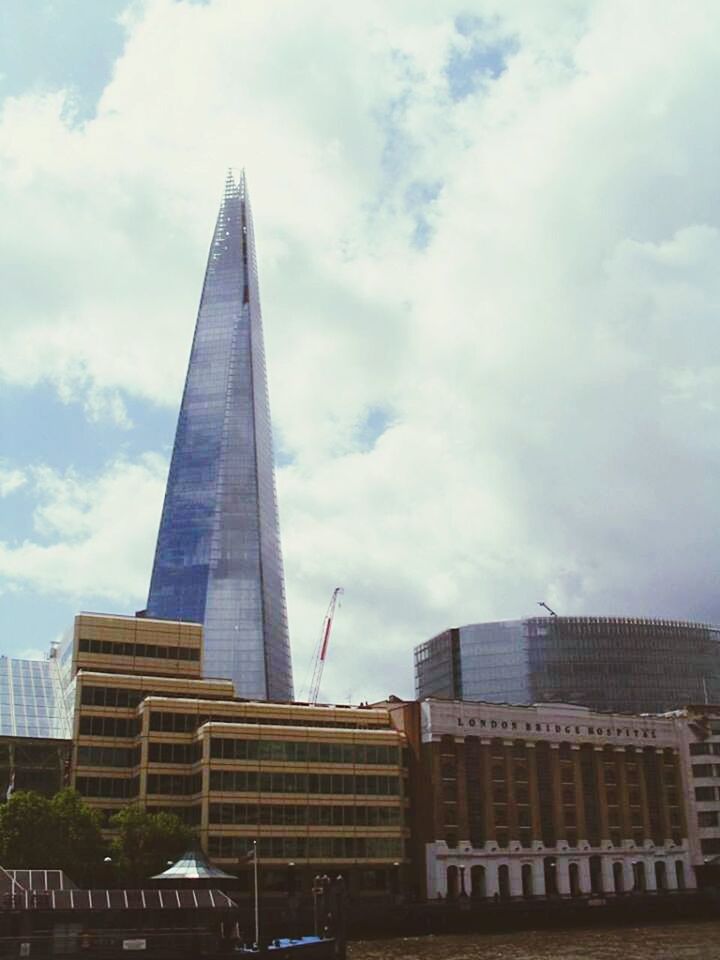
[0,789,106,885]
[109,808,194,886]
[49,789,106,886]
[0,791,57,870]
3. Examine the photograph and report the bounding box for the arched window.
[498,864,510,899]
[632,861,646,892]
[544,857,557,896]
[675,860,685,891]
[447,865,459,899]
[655,860,667,892]
[521,863,533,898]
[613,861,624,893]
[470,864,486,899]
[569,862,581,897]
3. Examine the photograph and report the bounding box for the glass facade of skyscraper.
[415,616,720,714]
[146,173,293,701]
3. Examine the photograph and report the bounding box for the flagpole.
[253,840,259,947]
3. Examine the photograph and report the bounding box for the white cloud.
[0,465,26,497]
[4,0,720,699]
[0,455,167,602]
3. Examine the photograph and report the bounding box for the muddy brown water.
[348,920,720,959]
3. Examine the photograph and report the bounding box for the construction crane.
[537,601,558,617]
[307,587,344,705]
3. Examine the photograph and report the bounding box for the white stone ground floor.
[427,839,696,900]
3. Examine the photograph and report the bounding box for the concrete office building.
[415,617,720,714]
[66,613,408,897]
[673,704,720,869]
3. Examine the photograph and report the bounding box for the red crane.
[308,587,344,704]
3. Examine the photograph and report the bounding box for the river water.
[348,921,720,959]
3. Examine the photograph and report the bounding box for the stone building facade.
[387,698,694,900]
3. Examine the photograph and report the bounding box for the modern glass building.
[0,654,72,796]
[414,616,720,714]
[146,172,293,700]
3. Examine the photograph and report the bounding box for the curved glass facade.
[415,616,720,714]
[146,172,293,700]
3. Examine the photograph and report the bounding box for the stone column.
[643,856,657,892]
[672,751,688,839]
[454,737,470,842]
[427,844,446,898]
[655,750,672,843]
[480,740,496,843]
[430,741,445,839]
[622,859,634,894]
[550,744,566,842]
[577,857,592,894]
[484,860,499,898]
[593,747,610,842]
[508,859,523,898]
[614,748,632,842]
[526,743,542,842]
[600,856,615,894]
[571,746,587,841]
[665,858,678,890]
[555,857,570,896]
[531,858,545,896]
[504,741,519,842]
[636,748,652,840]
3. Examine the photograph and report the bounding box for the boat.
[235,934,341,958]
[231,844,347,960]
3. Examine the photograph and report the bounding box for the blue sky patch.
[0,0,128,121]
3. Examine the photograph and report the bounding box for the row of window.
[79,716,139,738]
[76,746,140,768]
[207,835,404,860]
[148,712,383,733]
[76,776,139,799]
[147,774,202,796]
[209,738,400,766]
[208,803,403,827]
[695,786,720,802]
[80,686,217,710]
[149,742,203,765]
[209,771,402,797]
[692,763,720,779]
[698,810,719,828]
[78,638,200,661]
[690,742,720,756]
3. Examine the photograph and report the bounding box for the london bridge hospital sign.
[421,701,679,749]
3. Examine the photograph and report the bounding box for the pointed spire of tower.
[146,172,294,701]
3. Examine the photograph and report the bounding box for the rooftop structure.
[415,616,720,714]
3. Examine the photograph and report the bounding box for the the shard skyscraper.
[146,171,294,701]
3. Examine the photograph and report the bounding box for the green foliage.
[109,808,194,886]
[0,789,106,886]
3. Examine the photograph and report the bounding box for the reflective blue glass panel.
[146,173,293,700]
[0,656,71,740]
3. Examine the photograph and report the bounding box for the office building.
[387,697,695,900]
[67,613,408,897]
[0,655,71,796]
[146,172,293,701]
[415,617,720,714]
[673,704,720,870]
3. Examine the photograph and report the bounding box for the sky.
[2,0,720,702]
